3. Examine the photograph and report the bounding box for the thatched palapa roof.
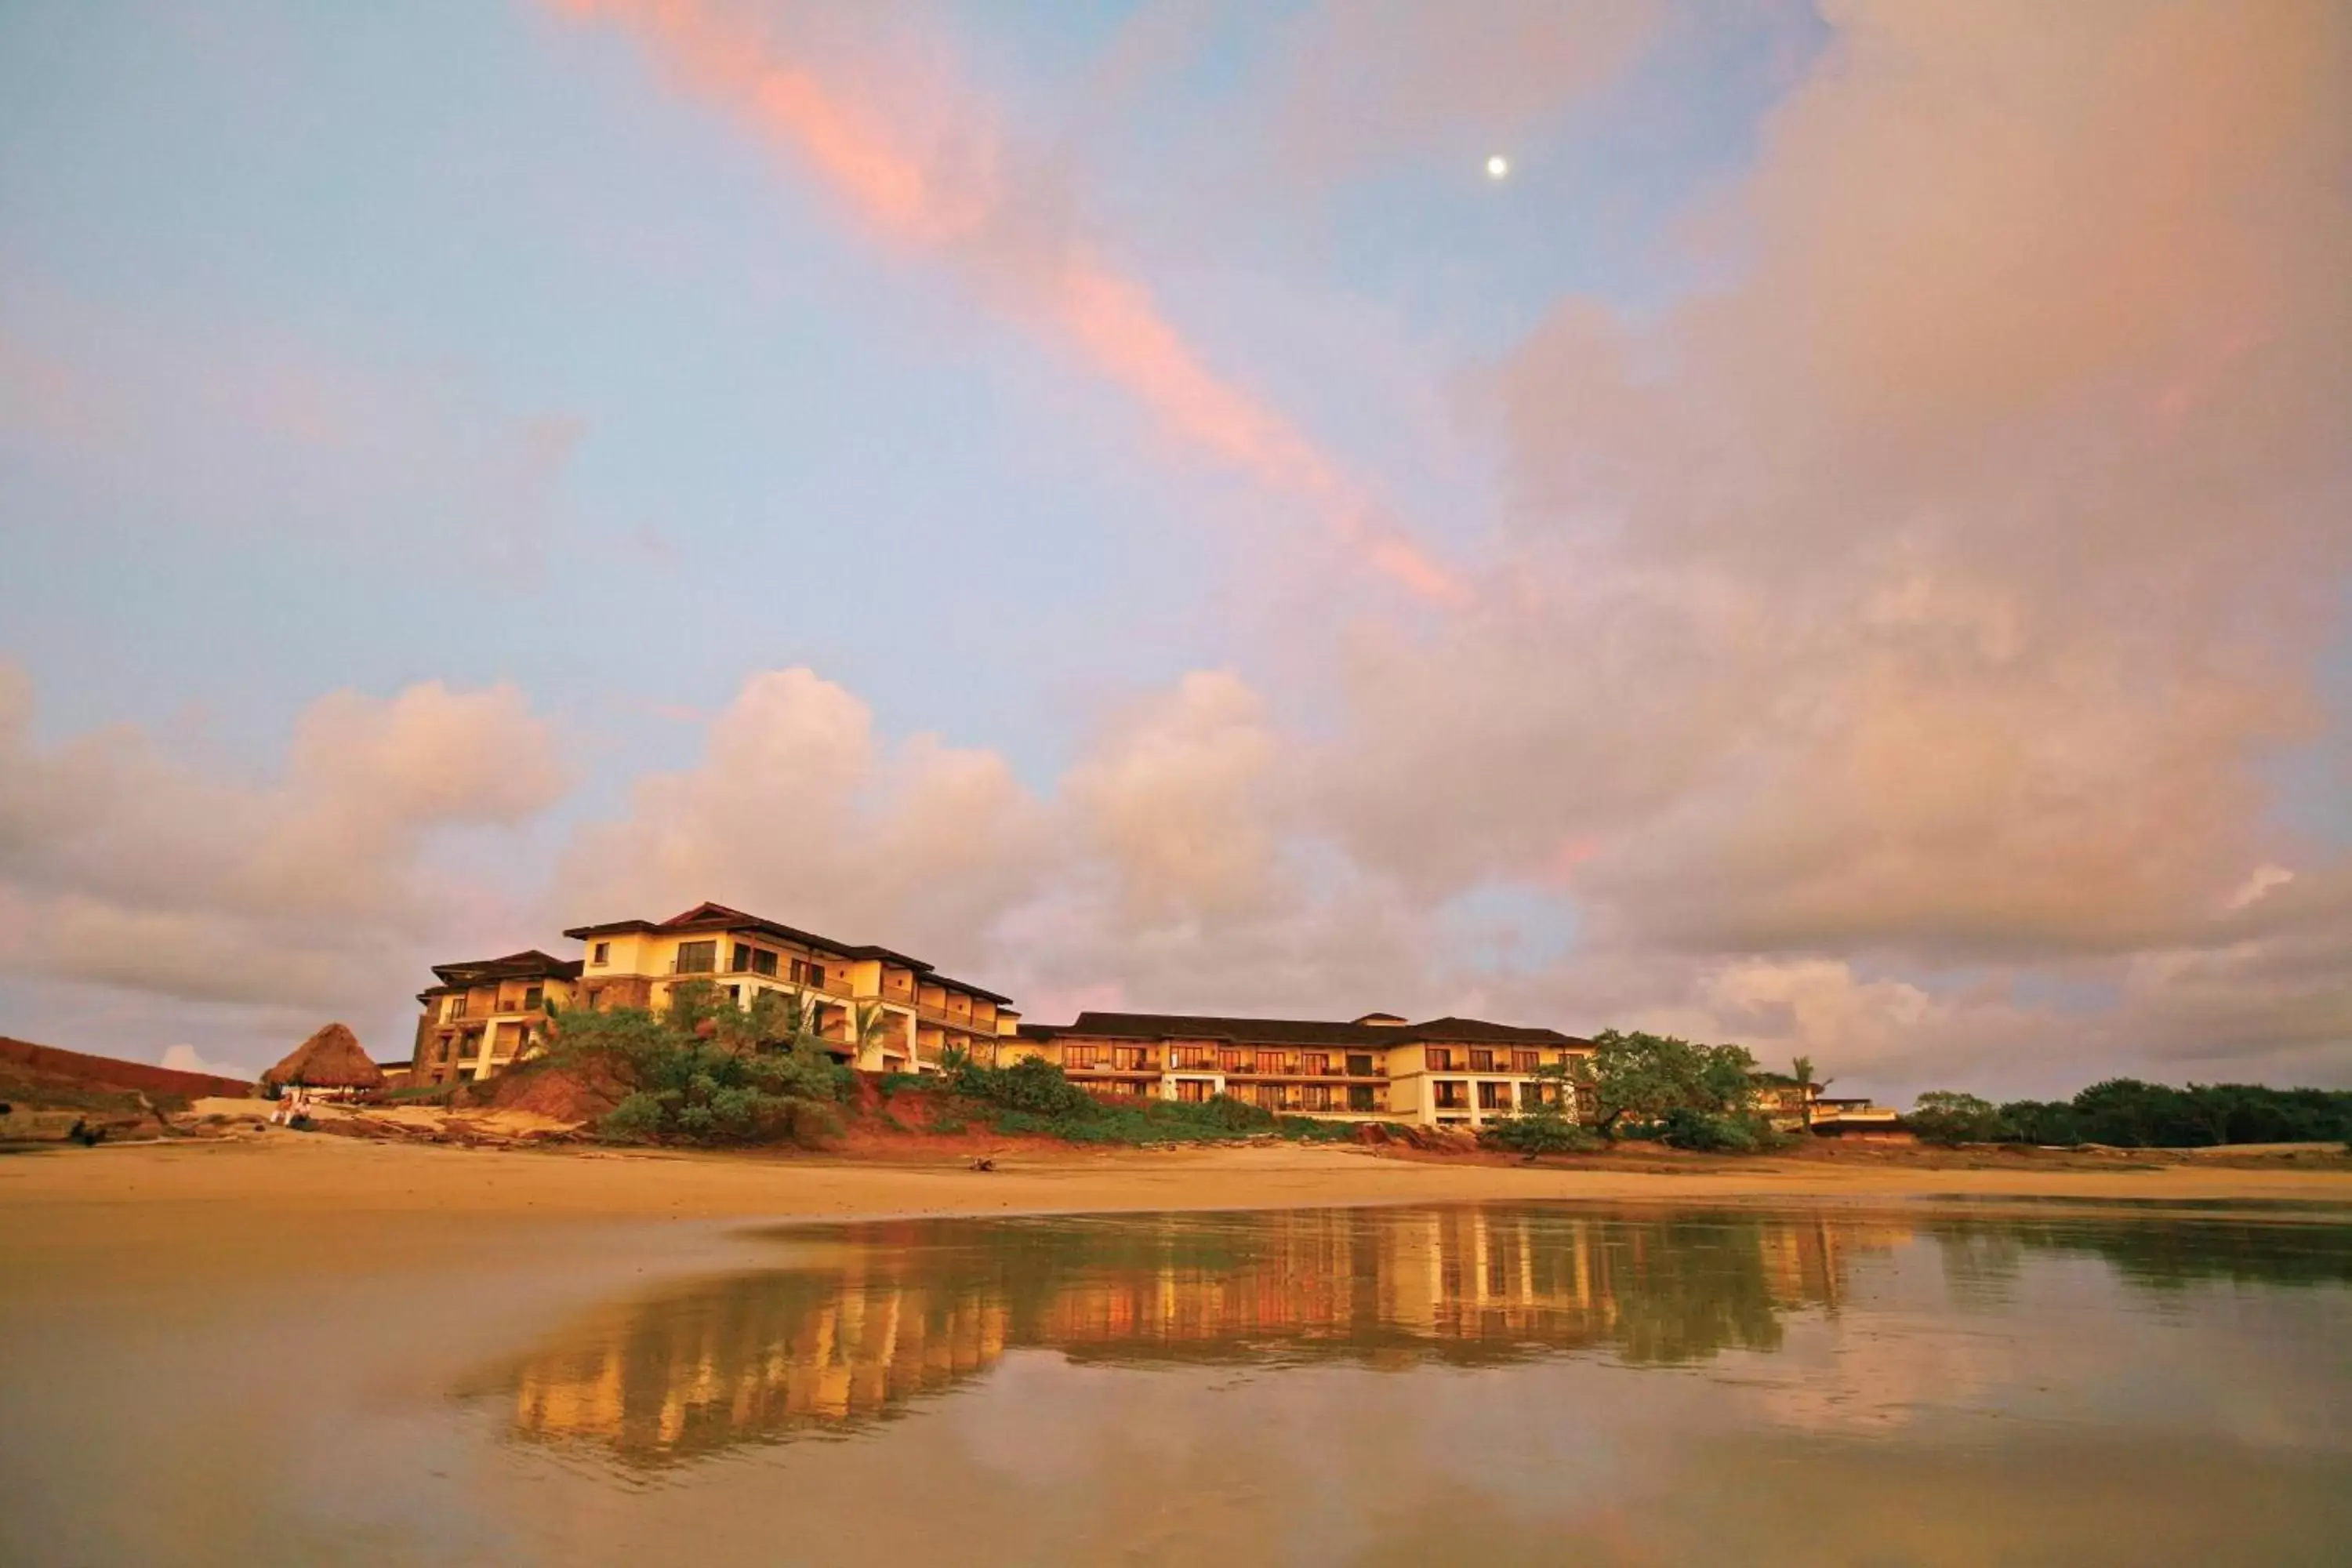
[263,1022,384,1090]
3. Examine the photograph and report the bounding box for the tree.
[1997,1099,2082,1146]
[2071,1078,2198,1147]
[548,988,847,1144]
[1790,1055,1831,1129]
[1577,1030,1760,1139]
[1908,1091,2003,1145]
[851,1001,894,1062]
[1480,1062,1601,1155]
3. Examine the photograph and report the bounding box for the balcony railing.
[916,1004,995,1031]
[1210,1065,1389,1080]
[670,960,855,998]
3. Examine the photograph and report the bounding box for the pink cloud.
[541,0,1463,605]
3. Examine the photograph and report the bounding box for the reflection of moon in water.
[1486,154,1510,180]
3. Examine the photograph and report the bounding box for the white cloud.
[0,662,568,1014]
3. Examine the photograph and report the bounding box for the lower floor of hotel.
[1061,1069,1574,1127]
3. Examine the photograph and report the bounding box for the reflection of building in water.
[487,1209,1910,1466]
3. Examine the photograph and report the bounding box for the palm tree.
[1791,1056,1833,1129]
[851,1001,894,1066]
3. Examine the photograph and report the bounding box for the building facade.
[999,1011,1594,1127]
[412,902,1020,1085]
[410,905,1601,1124]
[412,949,583,1086]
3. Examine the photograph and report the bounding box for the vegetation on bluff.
[537,982,852,1145]
[1911,1080,2352,1148]
[942,1052,1358,1145]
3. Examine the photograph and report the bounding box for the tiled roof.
[426,950,584,988]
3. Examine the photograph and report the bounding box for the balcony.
[1218,1064,1388,1080]
[673,959,854,998]
[916,1003,993,1032]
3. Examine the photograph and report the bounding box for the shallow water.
[7,1202,2351,1565]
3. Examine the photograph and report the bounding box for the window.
[1346,1054,1374,1076]
[1171,1046,1210,1070]
[1469,1048,1496,1073]
[731,942,753,973]
[591,942,610,966]
[1424,1047,1454,1072]
[1218,1049,1246,1073]
[791,958,829,989]
[1112,1046,1149,1071]
[1347,1083,1377,1112]
[1479,1081,1512,1110]
[1064,1044,1100,1069]
[1257,1051,1287,1075]
[448,996,467,1021]
[675,940,717,974]
[524,985,543,1010]
[751,948,779,977]
[1511,1049,1539,1074]
[1175,1079,1210,1104]
[1304,1053,1330,1076]
[1434,1081,1469,1109]
[1301,1084,1331,1111]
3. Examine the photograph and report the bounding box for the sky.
[2,0,2347,1102]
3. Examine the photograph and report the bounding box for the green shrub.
[1908,1091,2005,1146]
[1281,1116,1363,1143]
[1655,1108,1784,1152]
[601,1091,667,1142]
[1481,1114,1602,1155]
[952,1055,1102,1120]
[1200,1093,1279,1132]
[551,1001,845,1146]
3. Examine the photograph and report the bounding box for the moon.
[1486,154,1510,180]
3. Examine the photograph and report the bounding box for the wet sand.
[5,1133,2348,1292]
[4,1136,2348,1566]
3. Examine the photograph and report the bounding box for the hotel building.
[410,902,1019,1086]
[408,902,1592,1126]
[1002,1011,1594,1127]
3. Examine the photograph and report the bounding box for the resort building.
[411,902,1020,1086]
[999,1011,1594,1127]
[1749,1072,1906,1136]
[408,903,1595,1124]
[411,949,583,1086]
[1806,1095,1908,1138]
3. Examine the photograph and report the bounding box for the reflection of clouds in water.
[949,1355,1633,1563]
[1725,1316,2023,1434]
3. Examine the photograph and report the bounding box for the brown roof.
[426,949,585,990]
[557,902,1013,1004]
[263,1022,385,1090]
[1025,1011,1588,1049]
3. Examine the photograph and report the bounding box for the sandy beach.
[6,1133,2348,1294]
[5,1134,2349,1568]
